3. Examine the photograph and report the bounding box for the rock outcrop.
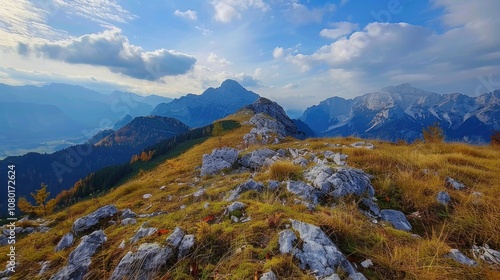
[279,220,367,279]
[380,210,412,232]
[72,205,118,235]
[201,148,239,176]
[55,233,74,252]
[50,230,107,280]
[226,179,264,201]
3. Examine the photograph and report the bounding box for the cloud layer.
[19,29,196,80]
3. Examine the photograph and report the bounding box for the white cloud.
[286,2,336,25]
[273,47,284,58]
[20,29,197,80]
[53,0,137,25]
[207,53,231,66]
[319,22,358,40]
[212,0,270,23]
[213,2,241,23]
[340,0,350,6]
[174,9,198,21]
[195,26,212,36]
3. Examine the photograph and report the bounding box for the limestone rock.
[239,148,277,170]
[350,141,374,149]
[55,233,74,252]
[328,167,375,198]
[109,243,174,280]
[227,201,246,213]
[380,209,412,232]
[130,227,157,244]
[289,220,366,279]
[360,198,381,217]
[324,151,348,166]
[166,227,185,248]
[201,148,239,176]
[226,179,264,201]
[286,180,324,205]
[178,234,195,258]
[437,191,451,205]
[50,230,107,280]
[260,271,277,280]
[472,244,500,267]
[142,194,152,199]
[121,218,137,226]
[446,249,477,266]
[72,205,118,235]
[278,229,297,254]
[267,180,280,191]
[445,177,466,190]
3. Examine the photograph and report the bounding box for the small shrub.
[491,130,500,147]
[268,161,302,181]
[422,123,445,143]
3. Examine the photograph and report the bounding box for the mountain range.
[0,83,172,157]
[0,116,189,217]
[151,79,260,127]
[300,83,500,143]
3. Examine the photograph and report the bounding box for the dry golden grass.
[2,114,500,279]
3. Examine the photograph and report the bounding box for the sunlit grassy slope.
[2,110,500,279]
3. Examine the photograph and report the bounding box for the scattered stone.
[137,211,167,218]
[350,141,374,149]
[118,240,125,249]
[38,261,51,277]
[446,249,477,266]
[278,229,297,254]
[360,198,381,217]
[72,205,118,235]
[293,157,309,167]
[50,230,107,280]
[324,151,348,166]
[130,226,157,244]
[437,191,451,205]
[109,243,174,280]
[121,218,137,226]
[244,113,285,145]
[180,205,187,210]
[286,180,324,205]
[267,180,280,191]
[322,274,341,280]
[328,168,375,199]
[120,209,137,219]
[288,220,366,279]
[226,179,264,201]
[166,227,185,248]
[231,216,240,223]
[472,244,500,267]
[445,176,466,190]
[239,148,277,170]
[260,271,277,280]
[305,164,335,193]
[380,210,412,232]
[0,236,8,246]
[360,259,373,268]
[143,193,153,199]
[178,235,195,258]
[204,203,210,209]
[240,217,252,223]
[201,148,239,176]
[167,195,173,201]
[193,189,206,198]
[22,227,36,234]
[55,233,74,252]
[159,185,166,190]
[227,201,246,213]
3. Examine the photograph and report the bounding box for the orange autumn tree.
[18,183,56,217]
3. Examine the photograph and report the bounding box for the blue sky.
[0,0,499,110]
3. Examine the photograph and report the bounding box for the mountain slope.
[1,106,499,279]
[300,84,500,143]
[151,79,260,127]
[0,116,189,217]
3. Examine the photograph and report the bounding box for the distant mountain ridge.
[151,79,260,127]
[0,83,172,156]
[0,116,189,217]
[300,83,500,143]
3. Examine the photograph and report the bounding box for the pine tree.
[422,123,445,143]
[212,122,224,147]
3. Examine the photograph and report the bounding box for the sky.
[0,0,499,110]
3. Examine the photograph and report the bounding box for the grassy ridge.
[1,113,499,279]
